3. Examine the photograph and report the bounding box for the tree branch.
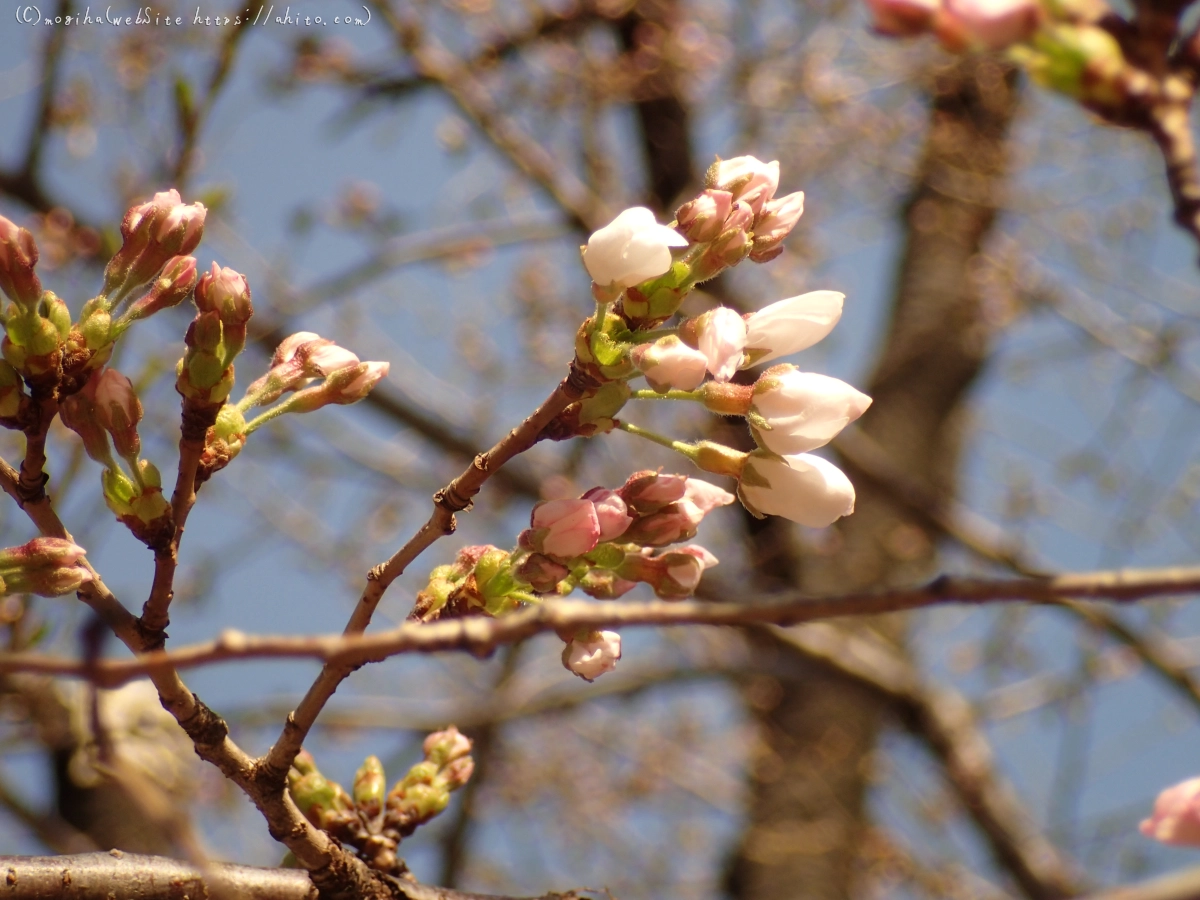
[4,563,1200,686]
[257,359,600,787]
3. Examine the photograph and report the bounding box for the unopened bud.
[104,191,206,299]
[424,726,473,766]
[195,262,253,326]
[515,552,570,592]
[675,189,735,244]
[121,255,198,331]
[353,755,387,817]
[92,368,143,459]
[0,217,42,310]
[59,390,113,465]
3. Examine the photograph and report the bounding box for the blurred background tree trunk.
[722,56,1022,900]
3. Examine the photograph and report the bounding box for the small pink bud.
[105,192,207,298]
[708,156,780,215]
[581,488,633,542]
[440,756,475,790]
[618,471,689,513]
[195,262,253,325]
[59,389,112,465]
[0,216,42,309]
[683,478,737,514]
[304,342,361,376]
[865,0,941,34]
[423,726,473,765]
[694,307,747,382]
[516,553,570,592]
[0,537,88,569]
[125,255,198,323]
[624,501,705,546]
[92,368,143,459]
[529,498,601,559]
[675,189,735,244]
[940,0,1039,48]
[561,630,622,682]
[272,332,322,366]
[751,191,805,261]
[631,336,709,393]
[330,361,388,404]
[1141,777,1200,847]
[656,546,719,598]
[577,569,638,600]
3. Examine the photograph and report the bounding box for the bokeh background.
[3,1,1200,897]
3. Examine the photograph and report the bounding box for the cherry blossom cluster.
[561,155,869,530]
[287,727,474,871]
[413,471,736,680]
[862,0,1132,112]
[0,191,388,563]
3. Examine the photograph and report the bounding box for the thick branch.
[0,853,595,900]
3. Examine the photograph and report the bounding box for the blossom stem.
[630,388,702,402]
[243,402,292,435]
[616,421,700,461]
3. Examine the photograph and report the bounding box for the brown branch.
[5,563,1200,687]
[836,427,1200,714]
[257,360,599,786]
[377,4,609,231]
[767,623,1085,899]
[1146,94,1200,260]
[0,853,596,900]
[1078,864,1200,900]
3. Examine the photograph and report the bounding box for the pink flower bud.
[516,553,571,592]
[272,332,322,367]
[694,307,747,382]
[581,488,633,541]
[59,389,112,465]
[750,366,872,455]
[618,471,689,513]
[631,336,709,393]
[683,478,736,514]
[708,156,780,215]
[940,0,1039,48]
[865,0,940,35]
[105,192,207,298]
[125,255,197,323]
[561,630,622,682]
[529,498,601,559]
[92,368,144,459]
[751,191,805,261]
[624,501,705,546]
[583,207,688,289]
[737,451,856,526]
[305,342,361,376]
[577,569,638,600]
[675,189,735,244]
[440,757,475,790]
[0,537,88,569]
[1141,777,1200,847]
[156,199,207,255]
[330,361,388,404]
[0,216,42,309]
[195,262,253,325]
[423,726,473,765]
[656,545,719,598]
[743,291,844,367]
